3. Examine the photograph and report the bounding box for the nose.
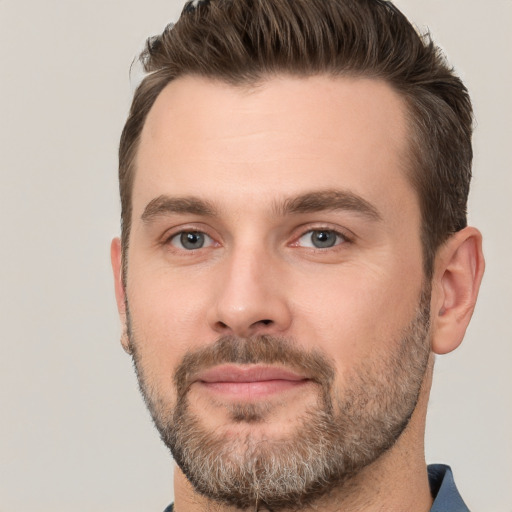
[206,245,292,338]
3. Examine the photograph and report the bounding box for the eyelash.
[166,230,217,251]
[293,228,352,249]
[163,226,353,252]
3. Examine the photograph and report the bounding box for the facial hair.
[127,289,431,511]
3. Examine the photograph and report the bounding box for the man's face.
[115,75,430,509]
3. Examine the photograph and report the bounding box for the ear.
[430,227,485,355]
[111,237,131,354]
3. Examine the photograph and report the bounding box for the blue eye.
[298,230,345,249]
[170,231,214,250]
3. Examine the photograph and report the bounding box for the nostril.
[213,318,273,334]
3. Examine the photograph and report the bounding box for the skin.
[112,75,484,512]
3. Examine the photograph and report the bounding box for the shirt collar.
[428,464,470,512]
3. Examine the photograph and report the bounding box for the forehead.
[134,74,415,220]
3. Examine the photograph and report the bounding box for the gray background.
[0,0,510,510]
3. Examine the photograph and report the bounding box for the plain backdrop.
[0,0,510,511]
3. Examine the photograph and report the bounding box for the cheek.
[126,266,215,391]
[289,259,424,373]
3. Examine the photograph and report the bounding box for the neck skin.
[172,358,435,512]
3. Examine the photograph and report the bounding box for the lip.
[194,365,310,399]
[197,365,308,383]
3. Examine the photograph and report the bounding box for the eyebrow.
[141,195,218,222]
[141,189,381,223]
[276,189,381,221]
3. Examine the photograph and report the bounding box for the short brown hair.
[119,0,473,279]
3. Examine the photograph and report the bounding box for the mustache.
[173,335,335,398]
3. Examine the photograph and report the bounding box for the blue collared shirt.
[163,464,469,511]
[429,464,470,512]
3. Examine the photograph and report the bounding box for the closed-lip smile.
[194,364,311,399]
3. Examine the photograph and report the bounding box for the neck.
[173,360,435,512]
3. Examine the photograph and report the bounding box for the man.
[111,0,485,510]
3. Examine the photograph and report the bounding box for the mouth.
[194,364,311,400]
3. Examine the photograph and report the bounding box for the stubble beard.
[127,289,431,511]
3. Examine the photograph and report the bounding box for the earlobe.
[111,238,131,354]
[430,227,485,355]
